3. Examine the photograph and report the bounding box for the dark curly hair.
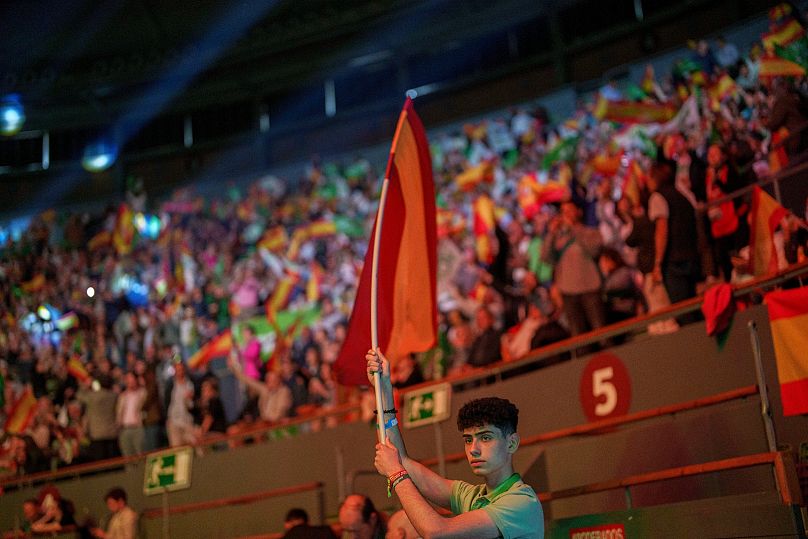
[457,397,519,435]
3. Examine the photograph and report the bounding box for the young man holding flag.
[366,349,544,539]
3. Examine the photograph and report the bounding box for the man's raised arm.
[366,349,453,508]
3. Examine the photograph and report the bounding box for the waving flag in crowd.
[67,357,91,384]
[188,330,233,370]
[4,387,36,434]
[112,203,136,255]
[749,186,788,276]
[454,160,495,192]
[473,194,497,264]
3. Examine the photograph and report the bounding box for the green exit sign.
[143,447,193,495]
[403,383,451,429]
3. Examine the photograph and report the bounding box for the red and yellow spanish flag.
[257,226,288,252]
[709,73,738,102]
[334,98,437,385]
[286,228,307,260]
[473,194,497,264]
[4,387,36,434]
[112,203,136,255]
[749,186,788,276]
[762,18,805,50]
[305,219,338,239]
[759,55,806,79]
[87,230,112,251]
[516,173,569,221]
[517,173,542,220]
[188,330,233,370]
[593,97,677,124]
[766,286,808,416]
[66,357,91,384]
[266,272,300,318]
[455,160,494,192]
[306,262,324,303]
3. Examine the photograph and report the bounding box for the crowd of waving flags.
[11,6,808,419]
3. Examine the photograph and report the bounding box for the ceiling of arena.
[0,0,564,128]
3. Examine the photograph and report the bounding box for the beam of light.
[182,3,444,193]
[117,0,280,141]
[20,0,281,216]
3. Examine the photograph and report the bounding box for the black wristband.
[373,408,398,415]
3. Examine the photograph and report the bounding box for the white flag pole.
[371,177,391,444]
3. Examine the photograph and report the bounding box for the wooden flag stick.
[370,178,391,444]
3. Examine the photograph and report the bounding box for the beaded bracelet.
[373,408,398,415]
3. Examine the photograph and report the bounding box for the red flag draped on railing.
[766,286,808,416]
[334,98,437,386]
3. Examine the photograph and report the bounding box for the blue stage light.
[82,139,118,172]
[0,95,25,136]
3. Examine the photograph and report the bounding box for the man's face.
[475,309,493,331]
[707,144,723,167]
[339,495,373,539]
[106,498,123,513]
[22,502,38,520]
[462,424,516,478]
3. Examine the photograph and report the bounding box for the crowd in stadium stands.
[3,17,808,478]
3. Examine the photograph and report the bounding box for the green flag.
[542,136,579,170]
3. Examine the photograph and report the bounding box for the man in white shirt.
[116,372,146,456]
[92,488,138,539]
[166,361,196,447]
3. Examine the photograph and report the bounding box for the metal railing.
[141,481,325,522]
[538,451,802,508]
[417,385,759,468]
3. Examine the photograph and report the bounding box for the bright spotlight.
[37,305,52,321]
[82,139,118,172]
[86,286,95,298]
[0,95,25,136]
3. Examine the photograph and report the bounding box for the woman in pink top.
[239,325,262,380]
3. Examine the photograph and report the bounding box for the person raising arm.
[366,349,544,539]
